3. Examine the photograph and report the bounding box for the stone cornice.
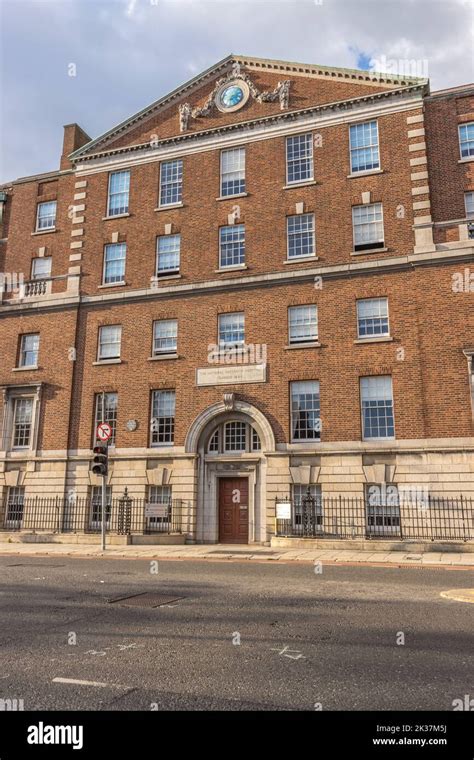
[1,437,473,463]
[74,83,426,171]
[0,247,472,317]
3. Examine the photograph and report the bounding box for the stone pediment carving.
[179,63,291,132]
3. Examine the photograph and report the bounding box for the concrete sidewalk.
[0,541,473,568]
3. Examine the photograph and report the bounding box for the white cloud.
[0,0,473,181]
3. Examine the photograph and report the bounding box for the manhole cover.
[107,592,184,607]
[440,589,474,604]
[210,550,276,556]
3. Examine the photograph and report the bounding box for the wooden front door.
[218,477,249,544]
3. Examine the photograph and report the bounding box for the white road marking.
[52,677,110,687]
[440,589,474,604]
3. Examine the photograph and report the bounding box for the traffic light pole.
[101,392,106,552]
[101,469,106,551]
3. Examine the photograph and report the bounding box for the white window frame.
[103,243,126,285]
[35,201,57,231]
[220,147,246,197]
[286,133,314,185]
[207,421,261,455]
[286,213,316,260]
[107,170,130,217]
[218,312,245,348]
[150,389,176,446]
[365,483,401,536]
[156,234,180,276]
[159,159,183,207]
[349,120,380,174]
[352,202,385,251]
[464,191,474,219]
[5,486,25,528]
[290,380,321,442]
[31,257,52,280]
[147,485,172,527]
[288,305,318,344]
[11,397,34,449]
[459,123,474,160]
[219,224,245,268]
[153,320,178,355]
[360,376,395,441]
[19,334,39,368]
[97,325,122,361]
[224,420,247,452]
[1,386,42,455]
[356,298,390,339]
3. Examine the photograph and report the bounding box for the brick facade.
[0,55,473,543]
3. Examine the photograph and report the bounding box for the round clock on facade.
[215,80,250,113]
[126,419,137,432]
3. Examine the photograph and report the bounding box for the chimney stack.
[60,123,91,170]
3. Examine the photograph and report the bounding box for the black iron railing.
[0,495,185,535]
[275,494,474,542]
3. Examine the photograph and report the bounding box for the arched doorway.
[185,397,275,544]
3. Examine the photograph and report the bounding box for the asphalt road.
[0,556,472,711]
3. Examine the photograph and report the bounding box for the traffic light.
[92,445,108,476]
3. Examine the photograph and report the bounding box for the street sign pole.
[101,465,106,552]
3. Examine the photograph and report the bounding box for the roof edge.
[70,54,428,161]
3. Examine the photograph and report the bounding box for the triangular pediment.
[71,54,427,162]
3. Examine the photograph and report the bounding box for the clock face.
[215,79,249,113]
[220,85,244,109]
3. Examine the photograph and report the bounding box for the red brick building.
[0,55,473,544]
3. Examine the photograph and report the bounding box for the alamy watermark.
[207,343,267,365]
[0,272,24,296]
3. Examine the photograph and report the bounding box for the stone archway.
[185,396,276,454]
[185,396,275,544]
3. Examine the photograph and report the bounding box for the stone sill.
[92,358,122,365]
[350,247,388,256]
[285,342,321,349]
[458,157,474,164]
[362,437,396,442]
[282,180,318,190]
[12,365,39,372]
[102,213,130,221]
[98,282,127,289]
[155,203,184,211]
[214,265,248,272]
[347,168,384,179]
[283,256,318,264]
[148,353,179,361]
[31,228,56,236]
[152,274,182,282]
[354,336,393,344]
[215,192,248,201]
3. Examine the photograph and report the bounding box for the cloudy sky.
[1,0,473,181]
